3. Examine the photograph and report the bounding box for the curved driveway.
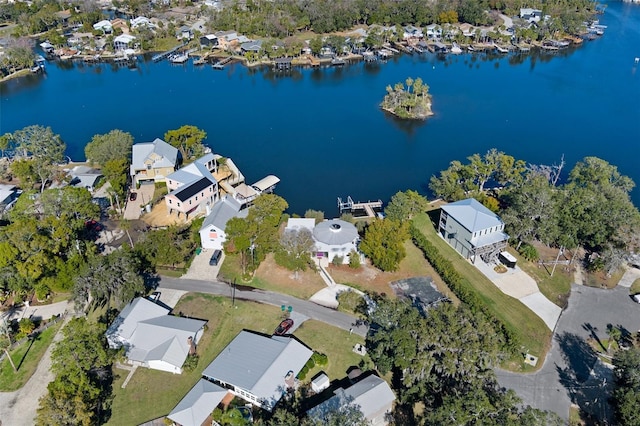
[158,276,367,337]
[496,285,640,421]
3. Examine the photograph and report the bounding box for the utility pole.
[551,245,564,277]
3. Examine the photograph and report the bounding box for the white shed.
[311,373,330,393]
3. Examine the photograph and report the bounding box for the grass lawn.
[630,278,640,295]
[0,321,62,391]
[512,249,572,308]
[107,293,362,425]
[584,268,626,289]
[219,253,326,300]
[412,213,551,371]
[293,320,372,381]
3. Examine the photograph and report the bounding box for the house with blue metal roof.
[438,198,509,263]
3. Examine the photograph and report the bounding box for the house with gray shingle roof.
[202,330,313,411]
[130,138,179,185]
[307,374,396,425]
[106,297,206,374]
[438,198,509,263]
[312,219,359,265]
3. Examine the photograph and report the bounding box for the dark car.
[85,220,103,232]
[209,249,222,266]
[129,192,138,201]
[274,318,294,336]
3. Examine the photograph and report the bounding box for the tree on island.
[380,77,433,120]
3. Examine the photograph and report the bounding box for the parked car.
[209,249,222,266]
[129,192,137,201]
[274,318,294,336]
[633,294,640,304]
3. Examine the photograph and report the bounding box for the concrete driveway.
[181,248,223,281]
[123,182,155,220]
[475,261,562,330]
[497,284,640,422]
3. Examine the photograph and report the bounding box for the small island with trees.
[380,77,433,120]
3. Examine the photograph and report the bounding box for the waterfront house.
[438,198,509,264]
[425,24,442,38]
[199,196,248,250]
[168,379,229,426]
[165,154,220,220]
[106,297,207,374]
[312,219,359,265]
[67,165,102,192]
[176,25,193,41]
[130,138,179,185]
[113,34,136,51]
[403,25,423,40]
[202,330,313,411]
[241,39,262,54]
[214,30,238,50]
[307,374,396,426]
[93,20,112,33]
[130,16,153,30]
[200,34,218,49]
[110,18,129,34]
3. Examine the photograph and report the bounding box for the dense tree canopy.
[384,190,429,222]
[359,218,409,272]
[84,130,133,166]
[164,125,207,162]
[613,348,640,426]
[8,125,66,192]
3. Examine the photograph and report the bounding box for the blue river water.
[1,1,639,215]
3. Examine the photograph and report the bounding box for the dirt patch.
[141,201,184,227]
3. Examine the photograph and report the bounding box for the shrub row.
[297,351,329,381]
[409,225,519,354]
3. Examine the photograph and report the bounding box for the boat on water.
[331,57,346,66]
[451,43,462,54]
[170,53,189,64]
[467,45,475,52]
[193,57,206,65]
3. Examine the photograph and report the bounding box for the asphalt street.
[157,276,368,337]
[496,284,640,422]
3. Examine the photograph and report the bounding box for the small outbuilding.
[311,373,330,393]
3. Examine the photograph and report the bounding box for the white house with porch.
[202,330,313,411]
[113,34,136,50]
[438,198,509,264]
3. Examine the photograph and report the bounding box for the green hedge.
[409,225,519,354]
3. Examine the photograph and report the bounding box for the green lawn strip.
[510,249,572,308]
[108,294,353,424]
[411,214,551,368]
[293,320,372,382]
[630,278,640,295]
[0,322,62,391]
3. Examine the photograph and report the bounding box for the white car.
[632,294,640,304]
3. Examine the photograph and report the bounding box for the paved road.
[497,285,640,422]
[0,316,71,426]
[158,276,368,337]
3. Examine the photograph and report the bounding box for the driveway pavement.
[181,248,223,281]
[497,284,640,422]
[0,299,70,323]
[475,261,562,330]
[618,266,640,288]
[0,316,71,426]
[123,182,155,220]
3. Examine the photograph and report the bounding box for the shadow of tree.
[555,331,613,425]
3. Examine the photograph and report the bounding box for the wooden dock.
[338,196,383,218]
[213,57,233,69]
